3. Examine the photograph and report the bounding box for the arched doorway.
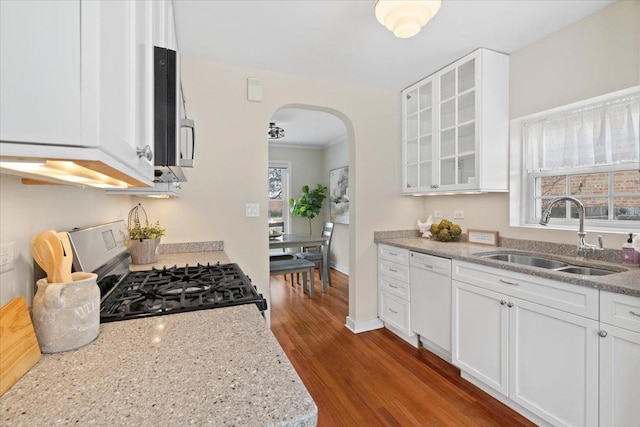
[267,104,354,314]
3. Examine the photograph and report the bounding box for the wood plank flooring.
[269,269,537,427]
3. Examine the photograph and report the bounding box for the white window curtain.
[523,93,639,172]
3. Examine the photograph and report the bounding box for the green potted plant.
[289,184,327,235]
[126,203,166,265]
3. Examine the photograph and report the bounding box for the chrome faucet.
[539,196,603,260]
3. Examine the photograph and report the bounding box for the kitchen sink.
[480,253,569,270]
[477,251,620,276]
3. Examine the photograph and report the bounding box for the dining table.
[269,233,330,292]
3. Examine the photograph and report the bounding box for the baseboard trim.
[345,316,384,334]
[330,262,348,275]
[384,323,419,348]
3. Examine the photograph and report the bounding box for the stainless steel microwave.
[154,46,195,183]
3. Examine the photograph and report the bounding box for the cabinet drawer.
[453,261,599,320]
[379,275,410,301]
[601,291,640,333]
[379,259,410,283]
[379,290,411,334]
[379,244,409,265]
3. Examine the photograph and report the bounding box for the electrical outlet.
[434,210,443,218]
[453,210,465,219]
[245,203,260,217]
[0,242,15,273]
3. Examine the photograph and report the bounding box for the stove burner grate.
[99,263,267,322]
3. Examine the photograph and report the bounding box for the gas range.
[68,221,266,323]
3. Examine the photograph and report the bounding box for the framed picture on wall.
[329,166,349,225]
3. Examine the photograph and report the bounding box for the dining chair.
[269,220,296,283]
[269,258,316,297]
[295,222,334,288]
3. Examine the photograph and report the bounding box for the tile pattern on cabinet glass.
[270,270,535,427]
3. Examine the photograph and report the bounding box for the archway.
[267,104,355,315]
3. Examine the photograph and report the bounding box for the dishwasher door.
[409,251,452,355]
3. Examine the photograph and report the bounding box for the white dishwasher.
[409,251,452,360]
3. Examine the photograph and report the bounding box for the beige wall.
[423,1,640,250]
[323,138,350,274]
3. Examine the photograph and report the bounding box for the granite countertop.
[1,244,318,427]
[128,250,231,271]
[129,241,230,271]
[375,236,640,297]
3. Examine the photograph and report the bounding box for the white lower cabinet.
[377,245,417,346]
[452,260,600,427]
[599,292,640,427]
[509,298,598,427]
[452,281,508,394]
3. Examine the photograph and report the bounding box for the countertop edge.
[375,237,640,297]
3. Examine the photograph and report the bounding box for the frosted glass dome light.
[375,0,443,39]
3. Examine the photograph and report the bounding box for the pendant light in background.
[375,0,443,39]
[268,122,285,139]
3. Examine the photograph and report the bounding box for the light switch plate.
[245,203,260,217]
[247,77,262,102]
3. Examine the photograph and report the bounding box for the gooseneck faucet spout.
[539,196,604,260]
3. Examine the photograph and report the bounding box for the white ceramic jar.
[32,272,100,353]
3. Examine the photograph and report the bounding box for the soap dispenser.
[621,233,639,265]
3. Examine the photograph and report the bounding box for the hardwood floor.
[270,269,536,427]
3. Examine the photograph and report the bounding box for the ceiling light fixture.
[268,122,285,139]
[374,0,442,39]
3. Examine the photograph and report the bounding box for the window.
[268,161,291,232]
[510,87,640,231]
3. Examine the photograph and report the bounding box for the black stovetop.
[99,263,267,323]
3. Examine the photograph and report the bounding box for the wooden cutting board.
[0,297,41,396]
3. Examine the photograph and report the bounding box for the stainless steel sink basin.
[555,266,616,276]
[477,252,620,276]
[481,253,568,269]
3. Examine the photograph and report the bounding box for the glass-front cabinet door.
[401,48,508,195]
[403,78,435,192]
[438,55,477,191]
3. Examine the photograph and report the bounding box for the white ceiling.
[269,108,347,149]
[173,0,615,147]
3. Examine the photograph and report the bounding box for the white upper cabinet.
[153,0,178,50]
[0,0,154,188]
[402,48,509,194]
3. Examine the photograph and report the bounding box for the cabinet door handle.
[499,300,506,305]
[629,311,640,318]
[499,279,519,286]
[598,330,608,338]
[388,268,398,273]
[507,302,514,308]
[389,284,398,289]
[136,145,153,161]
[389,308,398,314]
[388,252,397,256]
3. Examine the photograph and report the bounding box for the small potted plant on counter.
[289,184,327,235]
[126,203,166,265]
